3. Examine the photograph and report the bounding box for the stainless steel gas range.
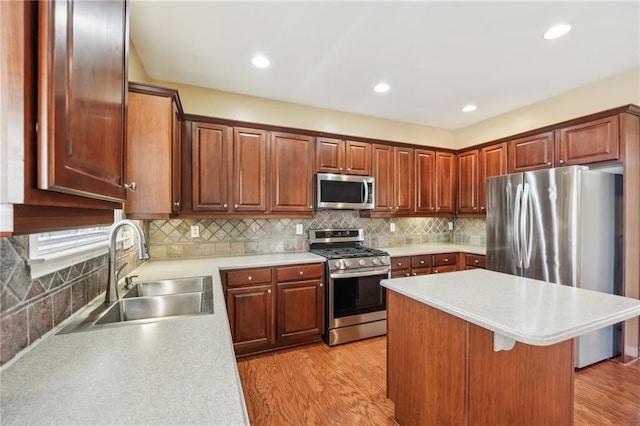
[309,228,391,346]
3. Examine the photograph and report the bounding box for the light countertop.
[382,269,640,347]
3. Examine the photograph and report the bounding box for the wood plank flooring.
[237,337,640,425]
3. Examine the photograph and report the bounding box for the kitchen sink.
[122,276,208,298]
[58,276,214,334]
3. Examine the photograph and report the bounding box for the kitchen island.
[382,269,640,425]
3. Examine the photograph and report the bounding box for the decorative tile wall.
[0,235,142,366]
[147,211,458,259]
[453,218,487,245]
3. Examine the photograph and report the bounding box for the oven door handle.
[330,268,391,279]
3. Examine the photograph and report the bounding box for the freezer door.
[486,173,524,275]
[520,167,580,285]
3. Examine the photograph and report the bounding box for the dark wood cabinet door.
[226,284,275,355]
[345,141,372,176]
[233,128,268,212]
[415,149,436,214]
[125,85,182,218]
[372,144,394,214]
[394,147,414,215]
[436,152,456,214]
[270,132,314,213]
[276,280,324,343]
[508,132,555,173]
[457,149,479,214]
[191,122,232,212]
[557,115,619,166]
[37,0,128,202]
[479,142,507,213]
[316,137,344,174]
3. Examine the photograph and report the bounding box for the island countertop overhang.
[381,269,640,347]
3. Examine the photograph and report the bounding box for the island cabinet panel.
[387,291,467,426]
[270,132,315,214]
[125,85,183,219]
[467,324,573,425]
[557,115,619,166]
[37,0,128,203]
[415,149,436,214]
[387,290,574,426]
[478,142,507,212]
[233,128,268,212]
[508,131,555,173]
[316,138,371,175]
[457,149,479,214]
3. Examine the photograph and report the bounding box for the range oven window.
[332,274,387,318]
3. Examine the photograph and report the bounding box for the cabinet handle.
[247,276,252,281]
[173,201,180,208]
[559,160,565,164]
[223,203,228,208]
[124,182,137,191]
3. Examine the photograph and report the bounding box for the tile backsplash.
[148,211,486,259]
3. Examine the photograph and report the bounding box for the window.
[28,210,131,278]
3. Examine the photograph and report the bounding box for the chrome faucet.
[106,219,150,303]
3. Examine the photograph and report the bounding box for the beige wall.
[129,43,639,151]
[454,68,640,149]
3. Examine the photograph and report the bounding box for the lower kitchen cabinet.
[391,253,458,277]
[223,263,324,357]
[462,253,486,270]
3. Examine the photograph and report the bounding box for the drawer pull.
[420,260,424,264]
[397,262,402,266]
[267,289,271,293]
[320,283,323,287]
[247,276,252,281]
[299,271,304,276]
[474,260,479,263]
[444,258,448,262]
[405,273,410,277]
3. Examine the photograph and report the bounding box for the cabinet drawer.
[465,254,486,269]
[391,257,411,271]
[276,263,323,283]
[411,267,432,276]
[432,253,458,266]
[433,265,457,274]
[226,268,272,287]
[411,255,432,268]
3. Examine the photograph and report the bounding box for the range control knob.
[333,260,342,270]
[344,260,352,269]
[358,259,366,266]
[372,258,380,265]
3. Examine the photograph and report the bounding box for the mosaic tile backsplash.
[0,235,141,366]
[147,212,486,259]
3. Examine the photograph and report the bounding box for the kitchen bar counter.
[0,253,324,426]
[382,269,640,425]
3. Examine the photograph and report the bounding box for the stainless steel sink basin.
[58,275,214,334]
[122,276,208,298]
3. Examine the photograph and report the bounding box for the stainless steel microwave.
[316,173,375,210]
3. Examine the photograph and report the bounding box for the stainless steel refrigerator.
[486,165,622,368]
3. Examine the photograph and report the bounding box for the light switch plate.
[390,223,396,232]
[296,224,303,235]
[190,225,200,238]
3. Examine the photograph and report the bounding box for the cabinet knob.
[420,260,424,264]
[431,207,435,210]
[397,262,402,266]
[299,271,304,276]
[124,182,137,191]
[320,283,323,287]
[546,162,552,166]
[309,205,313,209]
[247,276,252,281]
[480,206,485,210]
[405,273,410,277]
[559,160,565,164]
[173,201,180,208]
[412,273,417,276]
[474,207,477,210]
[474,260,479,263]
[444,258,449,262]
[267,289,271,293]
[223,204,228,208]
[389,207,392,210]
[434,270,439,274]
[347,168,351,171]
[234,204,239,208]
[339,167,343,171]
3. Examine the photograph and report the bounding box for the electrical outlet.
[190,225,200,238]
[390,223,396,232]
[448,221,454,231]
[296,224,303,235]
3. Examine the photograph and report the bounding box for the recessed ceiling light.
[251,55,270,68]
[543,23,571,40]
[374,82,390,93]
[462,104,477,112]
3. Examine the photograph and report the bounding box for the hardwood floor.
[237,337,640,425]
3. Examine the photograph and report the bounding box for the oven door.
[328,268,389,329]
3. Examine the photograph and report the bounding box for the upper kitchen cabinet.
[435,151,456,214]
[556,116,619,166]
[37,0,129,202]
[415,149,436,214]
[366,144,413,216]
[394,147,414,215]
[269,132,315,215]
[1,1,123,235]
[125,84,183,219]
[233,128,269,213]
[316,138,371,176]
[508,131,555,173]
[369,144,394,215]
[457,142,507,215]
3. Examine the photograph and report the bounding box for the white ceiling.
[130,1,640,130]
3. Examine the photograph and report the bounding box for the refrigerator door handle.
[521,183,533,269]
[513,184,523,268]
